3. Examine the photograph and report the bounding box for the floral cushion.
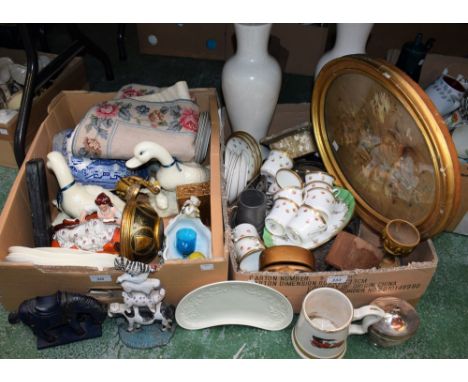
[71,82,199,162]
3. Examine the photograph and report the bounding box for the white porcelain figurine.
[109,257,174,332]
[126,141,210,191]
[46,151,125,219]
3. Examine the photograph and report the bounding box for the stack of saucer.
[193,112,211,163]
[224,131,262,203]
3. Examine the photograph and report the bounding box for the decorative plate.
[312,55,461,238]
[175,281,293,331]
[263,187,355,249]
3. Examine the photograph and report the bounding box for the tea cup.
[265,197,300,237]
[260,149,293,178]
[304,187,337,222]
[275,168,303,190]
[232,223,259,242]
[234,236,265,272]
[273,187,304,206]
[292,288,386,359]
[304,181,334,194]
[286,205,327,244]
[304,171,335,187]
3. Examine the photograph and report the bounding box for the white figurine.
[126,141,210,191]
[46,151,125,219]
[110,257,173,332]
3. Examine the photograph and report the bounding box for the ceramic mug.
[425,74,465,116]
[273,187,304,206]
[265,197,300,236]
[304,171,335,187]
[304,187,337,222]
[286,205,327,244]
[234,236,265,272]
[292,288,386,359]
[232,223,260,242]
[235,189,267,233]
[260,149,293,178]
[304,181,334,193]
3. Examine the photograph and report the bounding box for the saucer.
[175,281,293,330]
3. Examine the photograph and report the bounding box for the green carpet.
[0,24,467,358]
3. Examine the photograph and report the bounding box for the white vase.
[315,23,374,77]
[222,23,281,144]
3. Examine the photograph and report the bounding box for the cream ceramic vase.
[222,23,281,144]
[315,23,374,77]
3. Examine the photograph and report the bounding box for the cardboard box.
[225,24,329,75]
[0,88,228,311]
[137,24,227,61]
[137,23,329,76]
[226,103,438,313]
[0,48,88,168]
[386,51,468,234]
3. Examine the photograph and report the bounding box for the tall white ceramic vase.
[314,23,374,77]
[222,23,281,144]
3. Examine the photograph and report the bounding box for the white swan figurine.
[126,141,210,191]
[46,151,126,219]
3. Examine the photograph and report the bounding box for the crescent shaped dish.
[175,281,293,331]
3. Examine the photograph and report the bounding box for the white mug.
[305,171,335,187]
[260,149,293,178]
[425,74,465,116]
[304,187,337,222]
[234,236,264,272]
[232,223,259,242]
[265,197,300,236]
[286,205,327,244]
[292,288,385,359]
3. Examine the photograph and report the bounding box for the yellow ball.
[188,251,205,260]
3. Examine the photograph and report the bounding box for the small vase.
[222,23,281,144]
[315,23,374,77]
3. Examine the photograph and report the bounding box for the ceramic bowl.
[382,219,420,256]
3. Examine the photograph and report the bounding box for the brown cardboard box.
[386,51,468,234]
[226,104,438,313]
[0,48,88,168]
[0,88,228,311]
[225,24,329,75]
[137,24,227,61]
[137,23,329,76]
